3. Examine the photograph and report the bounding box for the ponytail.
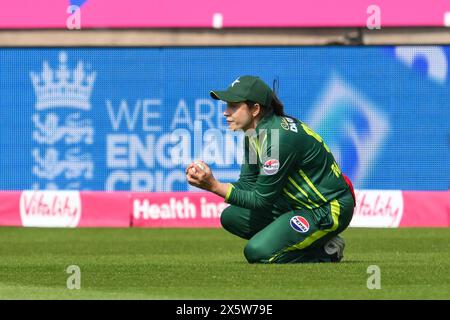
[271,77,285,116]
[270,93,285,116]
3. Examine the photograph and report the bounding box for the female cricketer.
[186,75,355,263]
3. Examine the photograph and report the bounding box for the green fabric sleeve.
[231,163,259,190]
[230,136,259,190]
[226,143,298,210]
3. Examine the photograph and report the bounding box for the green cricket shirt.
[225,111,350,212]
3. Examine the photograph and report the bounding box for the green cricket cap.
[210,76,273,107]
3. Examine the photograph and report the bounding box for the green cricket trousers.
[220,191,355,263]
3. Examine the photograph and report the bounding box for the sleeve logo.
[263,159,280,175]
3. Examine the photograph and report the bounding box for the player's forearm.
[210,181,232,199]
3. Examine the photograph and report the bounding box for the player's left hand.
[185,161,217,191]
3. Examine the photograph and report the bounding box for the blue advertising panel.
[0,47,448,191]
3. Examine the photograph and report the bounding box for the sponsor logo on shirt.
[263,159,280,175]
[290,215,310,233]
[281,117,298,132]
[281,118,290,130]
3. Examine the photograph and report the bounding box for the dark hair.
[270,77,285,116]
[270,93,285,116]
[246,93,285,118]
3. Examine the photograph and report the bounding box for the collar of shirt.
[255,110,275,132]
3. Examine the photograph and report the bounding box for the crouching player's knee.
[220,206,253,240]
[220,206,236,233]
[244,241,272,263]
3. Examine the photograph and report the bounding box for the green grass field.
[0,227,449,299]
